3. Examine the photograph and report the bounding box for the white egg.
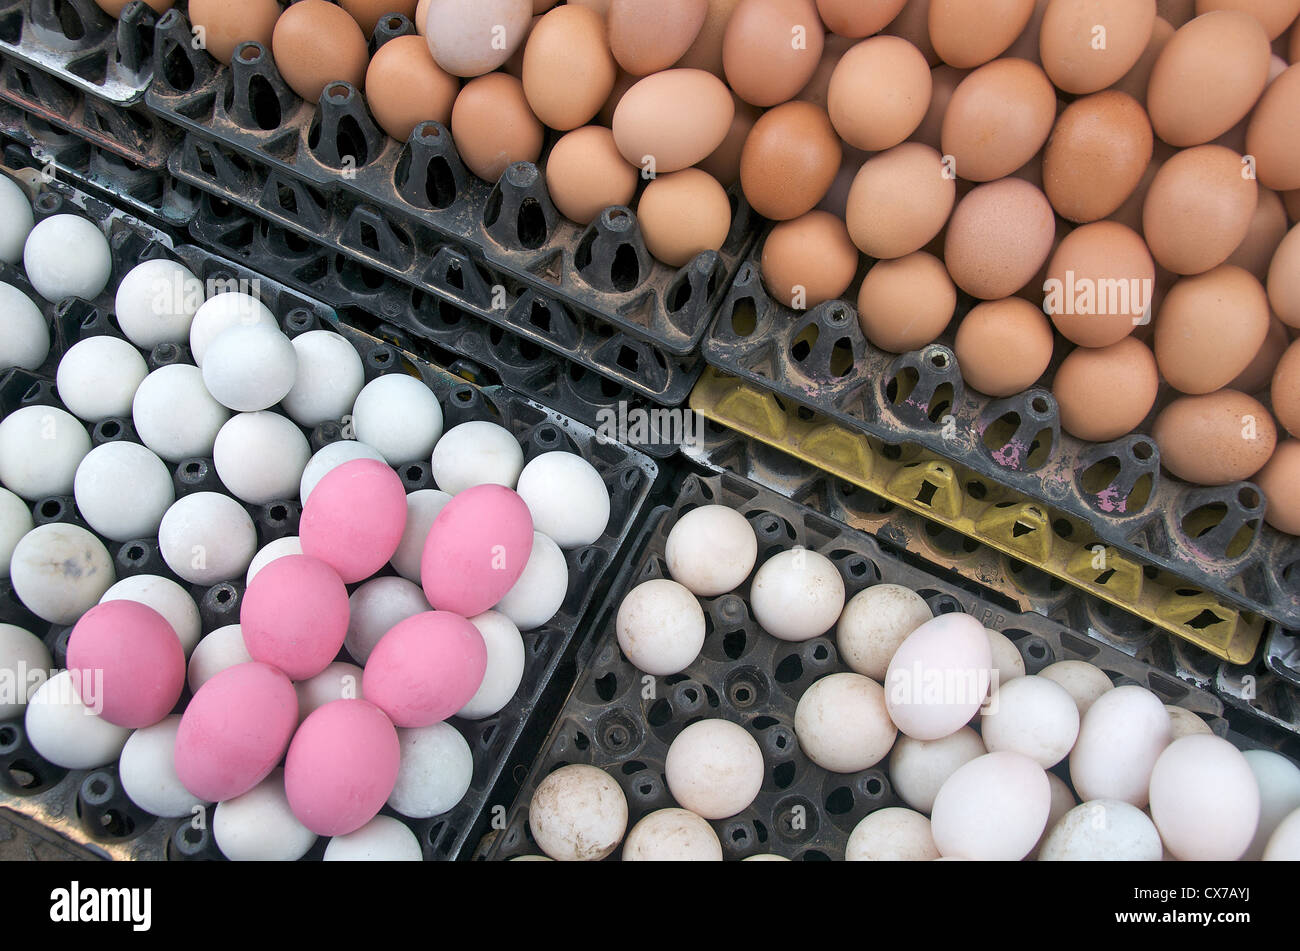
[73,441,175,542]
[529,764,628,861]
[189,292,276,366]
[0,487,35,578]
[389,489,452,582]
[187,624,253,693]
[10,523,114,624]
[350,373,444,465]
[836,583,933,680]
[750,548,845,642]
[0,405,91,500]
[1148,734,1260,861]
[794,672,897,773]
[23,215,111,303]
[323,815,423,861]
[295,662,364,723]
[980,675,1079,767]
[1027,771,1078,860]
[494,530,568,631]
[742,853,791,861]
[887,726,986,814]
[884,612,992,741]
[213,768,317,861]
[0,623,52,720]
[346,576,430,664]
[100,574,201,656]
[388,721,474,818]
[0,175,35,263]
[281,330,365,428]
[114,259,205,350]
[615,578,706,676]
[24,669,130,769]
[55,336,148,422]
[930,751,1051,860]
[1166,704,1213,740]
[458,611,525,719]
[665,719,763,820]
[246,535,304,585]
[429,420,524,493]
[1069,684,1171,807]
[1264,808,1300,859]
[299,439,386,502]
[132,364,231,463]
[845,807,939,861]
[1038,799,1163,861]
[1038,659,1113,717]
[664,503,758,596]
[0,282,49,371]
[1243,749,1300,861]
[985,628,1025,685]
[201,323,297,412]
[158,492,257,585]
[119,715,209,818]
[213,411,311,504]
[515,451,610,549]
[622,808,723,861]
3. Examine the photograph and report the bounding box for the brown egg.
[342,0,417,37]
[675,0,741,75]
[760,211,860,310]
[941,58,1056,183]
[1158,0,1195,26]
[95,0,172,17]
[1108,138,1172,232]
[928,0,1036,68]
[597,69,639,126]
[365,36,459,142]
[856,252,956,352]
[1246,64,1300,191]
[1274,339,1300,435]
[954,297,1055,397]
[828,36,932,152]
[1230,312,1289,392]
[1253,440,1300,533]
[1039,0,1156,94]
[450,73,544,182]
[885,0,938,65]
[1154,265,1270,393]
[1003,0,1049,64]
[545,126,639,224]
[271,0,369,104]
[637,168,732,267]
[739,101,840,220]
[909,64,965,150]
[1043,91,1152,223]
[816,0,907,38]
[608,0,707,75]
[796,32,856,109]
[612,69,734,174]
[817,146,869,219]
[1196,0,1300,40]
[1147,11,1271,146]
[1226,188,1289,280]
[1152,390,1277,484]
[1142,145,1258,275]
[1270,224,1300,327]
[189,0,281,66]
[521,5,617,130]
[1054,337,1160,441]
[845,143,955,259]
[503,15,542,78]
[697,96,761,186]
[1108,16,1175,106]
[723,0,825,106]
[945,178,1056,299]
[1045,222,1155,348]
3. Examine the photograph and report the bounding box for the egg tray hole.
[478,470,1228,861]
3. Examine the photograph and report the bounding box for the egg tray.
[476,470,1229,861]
[185,191,689,462]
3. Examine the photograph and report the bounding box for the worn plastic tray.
[478,470,1231,861]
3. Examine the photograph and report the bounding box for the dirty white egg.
[1038,659,1113,717]
[794,672,897,773]
[1069,684,1171,807]
[884,612,992,741]
[930,751,1051,860]
[529,763,628,861]
[1148,734,1260,861]
[845,807,939,861]
[836,583,933,681]
[750,548,845,641]
[622,808,723,861]
[616,578,706,676]
[1166,704,1213,739]
[1037,800,1164,861]
[980,675,1079,767]
[887,727,987,815]
[10,523,114,624]
[664,718,763,820]
[388,722,473,819]
[664,504,758,597]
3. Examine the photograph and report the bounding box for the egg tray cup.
[142,11,758,400]
[477,469,1234,861]
[184,190,694,462]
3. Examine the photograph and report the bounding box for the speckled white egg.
[1069,684,1171,807]
[246,536,303,585]
[515,452,610,549]
[836,583,934,680]
[1148,734,1260,861]
[0,175,35,263]
[390,489,452,582]
[281,330,365,428]
[664,504,758,597]
[884,612,992,741]
[0,283,49,371]
[323,815,423,861]
[459,610,525,719]
[616,578,706,676]
[388,721,474,818]
[529,764,628,861]
[10,523,114,624]
[24,669,130,769]
[73,441,175,542]
[299,439,386,502]
[930,751,1051,861]
[622,808,723,861]
[114,259,205,350]
[350,374,444,466]
[494,530,568,631]
[189,292,276,366]
[980,675,1079,767]
[665,718,763,820]
[887,726,987,814]
[1038,799,1163,861]
[0,405,91,500]
[132,364,231,463]
[55,336,148,422]
[187,624,253,693]
[0,487,34,578]
[345,576,430,664]
[213,411,311,505]
[158,492,257,585]
[429,420,524,493]
[295,661,364,723]
[1243,749,1300,861]
[1038,659,1113,717]
[119,715,208,817]
[794,672,897,773]
[201,323,297,412]
[23,215,111,303]
[213,768,317,861]
[0,623,52,720]
[100,574,201,657]
[845,807,939,861]
[750,548,846,642]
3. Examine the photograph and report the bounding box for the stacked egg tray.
[141,9,758,406]
[0,184,660,860]
[693,258,1298,666]
[478,470,1236,861]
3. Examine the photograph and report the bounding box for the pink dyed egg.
[421,484,534,616]
[240,555,350,680]
[174,661,298,802]
[300,459,407,583]
[66,600,185,728]
[362,611,487,727]
[284,699,400,836]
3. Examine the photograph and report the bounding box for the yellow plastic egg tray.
[689,367,1266,665]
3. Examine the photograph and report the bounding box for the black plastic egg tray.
[141,10,756,402]
[702,245,1300,634]
[479,471,1229,861]
[0,187,660,861]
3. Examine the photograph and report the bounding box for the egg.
[23,215,112,303]
[1155,265,1270,393]
[422,484,534,615]
[0,490,31,582]
[515,451,610,548]
[945,178,1056,299]
[1110,16,1176,106]
[1273,339,1300,435]
[1038,800,1164,860]
[188,0,282,66]
[845,143,955,259]
[240,555,350,680]
[1044,221,1153,347]
[271,0,369,104]
[1043,91,1154,223]
[494,532,567,631]
[1230,312,1289,393]
[118,716,207,819]
[247,537,305,586]
[1253,440,1300,532]
[1039,0,1156,93]
[187,626,253,693]
[750,548,846,641]
[664,504,758,596]
[363,611,488,727]
[390,490,452,583]
[10,522,113,624]
[612,69,734,174]
[1142,144,1258,275]
[213,412,311,505]
[158,492,258,585]
[529,764,628,860]
[342,0,417,37]
[979,675,1079,767]
[942,58,1056,183]
[1166,704,1213,739]
[1038,661,1113,715]
[1053,337,1160,441]
[1196,0,1300,40]
[1270,224,1300,327]
[1242,749,1300,859]
[887,726,985,815]
[281,330,366,429]
[1148,734,1260,860]
[623,809,723,861]
[760,211,859,310]
[365,35,459,142]
[928,0,1036,68]
[1068,684,1171,806]
[1153,389,1277,483]
[212,769,316,861]
[74,441,175,542]
[300,440,385,501]
[616,578,706,676]
[1265,810,1300,859]
[23,670,130,769]
[1246,64,1300,191]
[451,73,545,183]
[546,126,639,224]
[953,297,1054,397]
[608,0,707,75]
[0,624,50,720]
[389,722,473,818]
[189,293,276,366]
[346,576,430,664]
[827,36,932,151]
[723,0,825,106]
[430,420,525,492]
[1027,771,1079,860]
[664,719,764,819]
[675,0,740,75]
[301,459,407,584]
[856,252,957,352]
[835,583,933,680]
[425,0,532,77]
[295,662,365,724]
[459,611,525,719]
[1226,187,1290,282]
[930,751,1050,860]
[66,601,185,728]
[0,283,47,372]
[352,374,445,465]
[845,807,939,861]
[795,672,897,772]
[522,5,617,130]
[798,32,856,109]
[696,96,761,186]
[986,629,1026,684]
[202,323,297,412]
[637,168,733,267]
[884,612,992,741]
[1147,10,1271,146]
[324,816,423,862]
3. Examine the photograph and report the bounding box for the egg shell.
[284,699,400,837]
[740,101,842,220]
[749,548,846,641]
[66,600,185,728]
[1151,389,1277,484]
[174,661,299,803]
[1246,64,1300,191]
[760,211,859,310]
[213,768,317,861]
[425,0,532,77]
[979,675,1079,767]
[342,0,416,36]
[56,336,148,423]
[363,611,487,727]
[887,726,987,814]
[240,555,350,680]
[845,807,939,861]
[1038,799,1163,860]
[1273,339,1300,436]
[364,35,459,143]
[295,662,364,724]
[1068,683,1171,806]
[187,625,253,694]
[675,0,739,75]
[119,716,208,818]
[664,503,758,597]
[1045,220,1154,347]
[1053,337,1160,442]
[1155,265,1270,393]
[132,363,233,465]
[986,628,1026,684]
[300,458,407,584]
[827,36,932,152]
[458,611,525,719]
[24,670,131,770]
[420,483,533,616]
[271,0,369,104]
[816,0,907,38]
[608,0,706,75]
[529,764,629,860]
[1253,440,1300,533]
[638,168,734,268]
[1265,809,1300,859]
[1043,91,1153,223]
[1230,312,1289,393]
[1142,145,1258,275]
[201,323,297,413]
[1226,187,1290,282]
[953,297,1054,397]
[1242,748,1300,859]
[429,420,525,493]
[494,531,567,631]
[623,807,723,861]
[74,440,175,542]
[350,373,445,466]
[188,0,281,65]
[856,252,957,352]
[928,0,1036,68]
[0,623,50,719]
[23,215,112,303]
[158,491,257,585]
[1270,223,1300,327]
[514,451,610,549]
[213,411,311,505]
[522,5,617,130]
[884,612,993,741]
[616,578,706,676]
[612,68,734,174]
[546,126,639,224]
[723,0,824,106]
[1148,733,1260,860]
[1027,770,1078,860]
[346,575,431,665]
[836,583,934,681]
[450,73,545,183]
[10,523,114,625]
[944,178,1056,299]
[388,721,473,817]
[794,672,897,773]
[324,814,423,861]
[0,178,32,265]
[390,489,452,583]
[1166,704,1213,739]
[0,405,91,501]
[1039,0,1156,93]
[189,293,276,367]
[930,750,1050,860]
[665,718,764,819]
[942,58,1056,183]
[0,282,47,372]
[0,488,32,582]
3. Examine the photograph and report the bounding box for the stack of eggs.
[0,191,612,860]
